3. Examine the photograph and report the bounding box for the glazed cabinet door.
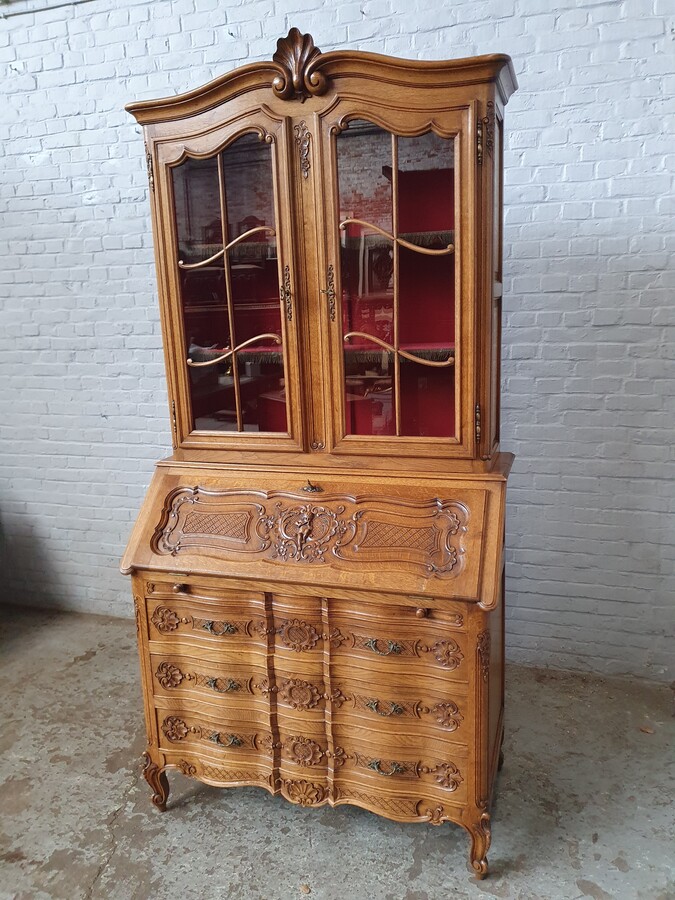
[153,111,305,452]
[314,103,477,459]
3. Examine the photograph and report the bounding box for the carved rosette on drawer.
[153,487,468,578]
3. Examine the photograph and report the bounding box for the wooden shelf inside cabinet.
[124,27,516,882]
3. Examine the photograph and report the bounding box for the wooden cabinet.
[123,29,517,879]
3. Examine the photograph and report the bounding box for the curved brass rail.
[179,246,225,270]
[187,332,282,368]
[178,226,277,270]
[344,331,455,368]
[339,219,454,255]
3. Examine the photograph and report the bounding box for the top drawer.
[123,469,507,606]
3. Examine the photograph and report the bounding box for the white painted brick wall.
[1,0,673,681]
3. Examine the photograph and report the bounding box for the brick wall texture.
[1,0,673,680]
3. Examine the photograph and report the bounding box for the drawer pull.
[172,583,188,594]
[302,479,323,493]
[205,677,240,693]
[365,699,404,718]
[209,732,243,747]
[415,607,429,618]
[202,620,236,636]
[367,758,405,777]
[364,638,402,656]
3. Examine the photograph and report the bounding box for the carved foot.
[142,751,169,811]
[467,812,491,879]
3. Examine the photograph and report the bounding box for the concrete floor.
[0,608,672,900]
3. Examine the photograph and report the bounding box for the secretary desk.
[122,28,517,879]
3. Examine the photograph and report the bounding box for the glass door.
[162,121,303,450]
[321,112,474,458]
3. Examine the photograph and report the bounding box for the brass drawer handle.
[367,758,405,777]
[209,732,243,747]
[172,583,188,594]
[365,699,404,718]
[364,638,402,656]
[302,480,323,493]
[205,677,240,693]
[202,620,236,636]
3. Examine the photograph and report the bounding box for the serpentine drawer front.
[124,27,516,881]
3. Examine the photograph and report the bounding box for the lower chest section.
[135,575,493,823]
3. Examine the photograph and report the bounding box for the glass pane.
[344,349,394,437]
[400,357,455,438]
[336,122,457,439]
[172,134,288,434]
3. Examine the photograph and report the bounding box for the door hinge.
[477,101,495,166]
[281,264,292,321]
[475,403,481,444]
[171,400,178,447]
[145,146,155,192]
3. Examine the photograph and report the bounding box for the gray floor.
[0,608,672,900]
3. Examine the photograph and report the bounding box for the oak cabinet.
[122,29,516,879]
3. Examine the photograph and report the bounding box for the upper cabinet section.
[127,29,516,465]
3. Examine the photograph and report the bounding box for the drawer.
[156,705,272,759]
[146,592,268,661]
[149,653,268,705]
[329,617,469,682]
[328,597,466,630]
[332,730,468,806]
[328,675,467,739]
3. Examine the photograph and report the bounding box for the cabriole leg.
[466,811,491,879]
[142,750,170,811]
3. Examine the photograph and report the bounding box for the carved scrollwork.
[469,812,492,878]
[433,762,463,791]
[420,804,447,826]
[477,630,491,682]
[432,701,464,731]
[294,121,311,178]
[431,639,464,670]
[178,760,197,777]
[133,595,142,635]
[258,503,361,563]
[142,751,169,811]
[272,28,327,102]
[153,487,468,580]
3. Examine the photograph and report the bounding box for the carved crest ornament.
[272,28,328,102]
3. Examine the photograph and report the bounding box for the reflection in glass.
[344,348,394,437]
[172,133,287,433]
[336,120,457,439]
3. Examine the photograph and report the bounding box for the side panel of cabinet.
[149,108,306,453]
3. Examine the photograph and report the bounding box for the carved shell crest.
[272,28,327,101]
